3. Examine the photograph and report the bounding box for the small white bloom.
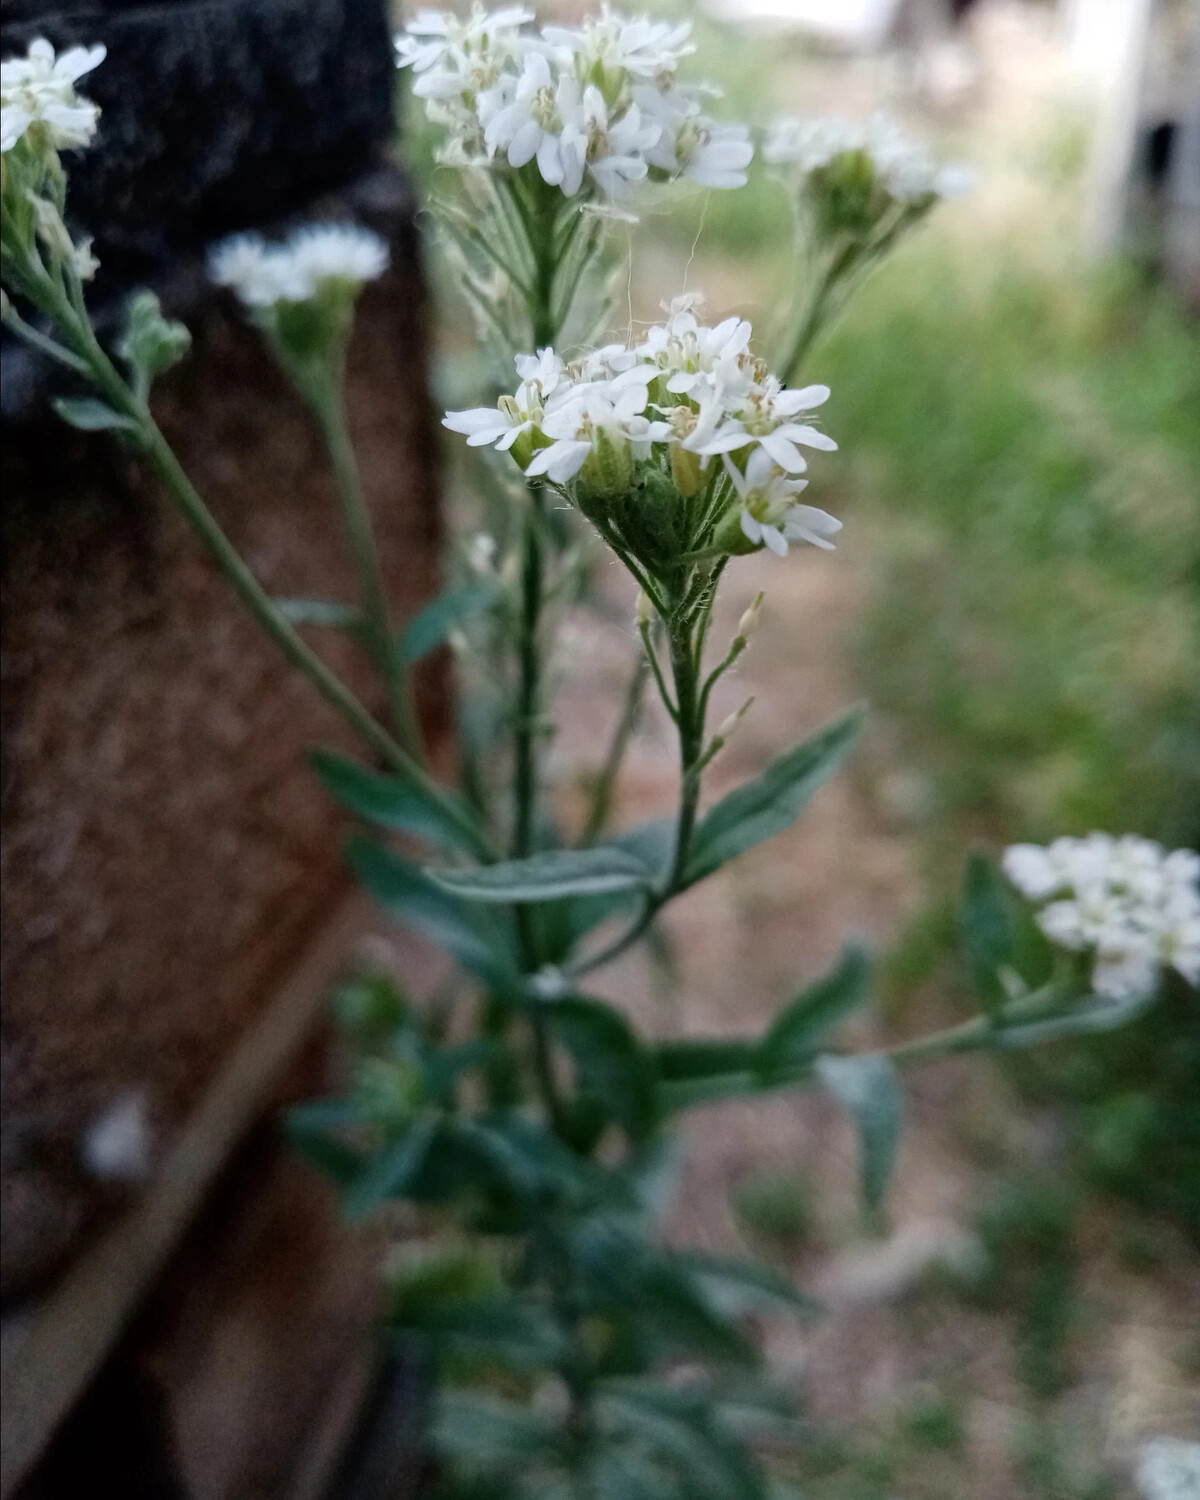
[1135,1436,1200,1500]
[1,37,105,154]
[723,447,840,557]
[286,223,389,288]
[209,224,387,307]
[543,9,694,81]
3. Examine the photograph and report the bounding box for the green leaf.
[960,849,1018,1017]
[313,748,488,858]
[816,1053,903,1213]
[285,1102,367,1186]
[672,1252,818,1319]
[434,1390,563,1466]
[684,707,863,885]
[343,1115,437,1219]
[598,1384,768,1500]
[348,837,521,994]
[402,581,498,664]
[653,1038,761,1113]
[430,845,656,904]
[52,396,140,435]
[547,995,658,1142]
[400,1295,569,1369]
[758,944,871,1079]
[274,597,363,632]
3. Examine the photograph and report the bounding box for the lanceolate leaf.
[348,837,521,995]
[672,1251,818,1318]
[343,1115,437,1220]
[684,707,864,886]
[401,581,499,664]
[816,1053,903,1213]
[959,849,1017,1017]
[52,396,140,435]
[546,995,658,1141]
[430,845,656,904]
[313,748,489,858]
[758,944,871,1079]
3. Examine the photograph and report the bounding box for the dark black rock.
[1,0,396,287]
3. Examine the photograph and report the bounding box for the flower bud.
[579,424,632,500]
[734,591,764,649]
[670,441,703,498]
[713,504,761,556]
[715,698,754,744]
[31,195,73,260]
[635,589,654,627]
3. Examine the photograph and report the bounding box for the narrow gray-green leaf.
[348,837,520,994]
[343,1115,437,1220]
[960,849,1016,1018]
[313,748,488,858]
[816,1052,903,1213]
[401,581,498,664]
[52,396,140,434]
[758,944,871,1079]
[430,845,655,904]
[684,707,864,886]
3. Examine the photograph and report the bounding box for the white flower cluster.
[1135,1438,1200,1500]
[764,111,970,205]
[396,6,752,205]
[1003,834,1200,1001]
[209,224,389,308]
[1,37,105,156]
[444,292,840,558]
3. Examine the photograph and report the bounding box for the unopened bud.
[31,195,73,259]
[734,591,764,649]
[635,589,654,627]
[712,697,754,752]
[579,424,632,500]
[670,441,703,498]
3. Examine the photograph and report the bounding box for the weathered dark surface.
[1,162,444,1303]
[1,0,395,290]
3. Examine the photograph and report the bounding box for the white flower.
[764,110,969,207]
[723,448,840,557]
[1135,1437,1200,1500]
[285,224,389,287]
[483,51,580,188]
[209,224,387,307]
[562,85,660,200]
[1003,832,1199,1001]
[395,5,531,74]
[685,375,837,475]
[637,87,752,189]
[440,296,841,568]
[525,379,651,482]
[1,37,105,154]
[543,9,694,81]
[1003,843,1065,902]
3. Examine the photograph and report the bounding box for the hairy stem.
[311,369,426,763]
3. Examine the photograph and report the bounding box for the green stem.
[46,295,486,857]
[578,650,649,846]
[566,608,707,980]
[311,368,425,763]
[782,238,860,385]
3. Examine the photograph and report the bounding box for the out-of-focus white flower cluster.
[209,224,389,308]
[395,6,752,208]
[1135,1437,1200,1500]
[764,111,970,207]
[444,292,840,561]
[1,37,105,156]
[1003,834,1200,1002]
